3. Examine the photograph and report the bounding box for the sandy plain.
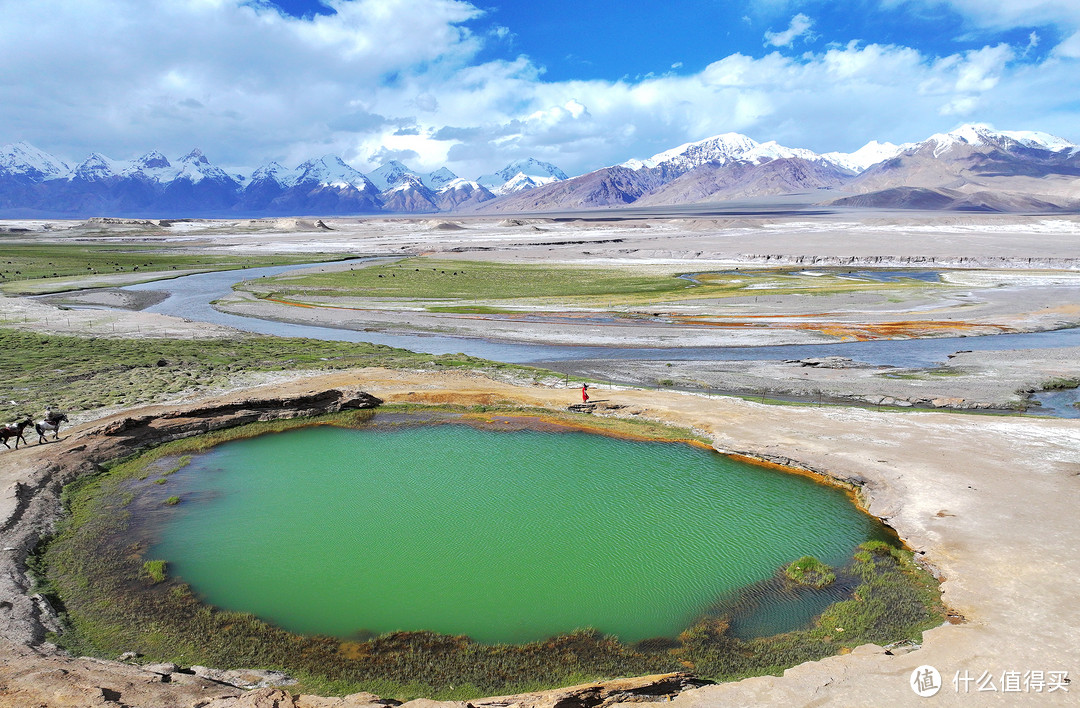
[12,210,1080,409]
[1,208,1080,706]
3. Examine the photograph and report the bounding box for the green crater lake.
[149,421,889,644]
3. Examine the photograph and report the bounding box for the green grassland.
[0,241,343,294]
[245,259,937,312]
[0,328,532,422]
[34,411,945,701]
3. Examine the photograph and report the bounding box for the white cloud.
[1054,30,1080,58]
[1025,30,1040,55]
[763,13,814,47]
[894,0,1080,30]
[1,0,1079,181]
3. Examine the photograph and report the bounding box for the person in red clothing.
[581,383,589,403]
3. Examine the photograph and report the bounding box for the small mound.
[83,217,158,227]
[432,221,466,230]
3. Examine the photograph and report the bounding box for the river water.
[122,261,1080,368]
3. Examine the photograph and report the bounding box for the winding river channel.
[121,261,1080,369]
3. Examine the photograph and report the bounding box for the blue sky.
[272,0,1060,82]
[2,0,1079,179]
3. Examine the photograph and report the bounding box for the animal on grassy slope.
[35,410,69,444]
[1,418,32,449]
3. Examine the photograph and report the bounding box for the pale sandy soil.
[555,347,1080,410]
[0,291,238,339]
[1,369,1078,706]
[6,211,1080,260]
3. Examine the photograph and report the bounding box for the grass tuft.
[141,560,168,584]
[784,556,836,588]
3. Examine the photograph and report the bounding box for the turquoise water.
[149,423,887,644]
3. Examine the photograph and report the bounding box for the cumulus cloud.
[0,0,483,169]
[1,0,1079,180]
[763,13,815,47]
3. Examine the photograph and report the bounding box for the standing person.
[581,383,589,403]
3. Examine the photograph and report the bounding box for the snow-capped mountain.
[0,141,70,182]
[367,160,416,192]
[426,167,458,190]
[367,161,464,193]
[823,141,903,173]
[913,124,1078,158]
[624,133,859,176]
[121,151,173,181]
[434,178,495,210]
[2,123,1076,216]
[478,158,568,194]
[249,161,296,188]
[171,148,240,185]
[293,155,374,190]
[481,123,1079,213]
[836,124,1080,210]
[622,133,761,172]
[379,175,438,213]
[70,153,125,182]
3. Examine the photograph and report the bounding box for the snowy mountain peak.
[495,172,545,195]
[917,124,1078,158]
[498,158,567,182]
[438,177,482,193]
[134,151,171,170]
[250,161,295,186]
[624,132,761,171]
[72,153,122,181]
[172,149,235,184]
[426,166,458,190]
[477,158,567,192]
[118,150,177,182]
[0,141,71,180]
[368,160,417,192]
[387,174,430,194]
[823,141,903,173]
[295,155,371,190]
[744,140,826,165]
[998,129,1078,152]
[180,148,209,165]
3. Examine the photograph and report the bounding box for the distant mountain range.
[2,124,1078,217]
[475,124,1080,214]
[0,144,566,217]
